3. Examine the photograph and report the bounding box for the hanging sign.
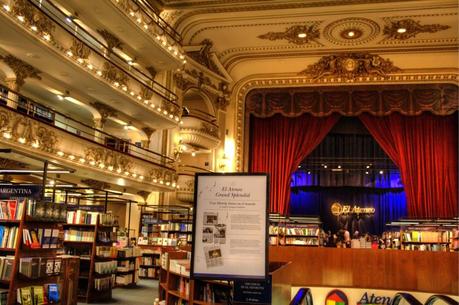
[331,202,375,216]
[191,173,269,280]
[0,184,42,199]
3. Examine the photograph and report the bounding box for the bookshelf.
[269,215,321,247]
[115,247,141,287]
[139,250,161,280]
[159,250,233,305]
[385,219,459,252]
[0,197,68,305]
[64,211,117,303]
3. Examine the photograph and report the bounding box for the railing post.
[5,79,18,110]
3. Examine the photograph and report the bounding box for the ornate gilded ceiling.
[160,0,457,80]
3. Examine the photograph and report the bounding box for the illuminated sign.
[331,202,375,216]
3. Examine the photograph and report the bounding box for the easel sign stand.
[190,173,271,305]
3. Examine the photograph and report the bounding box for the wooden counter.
[269,246,458,295]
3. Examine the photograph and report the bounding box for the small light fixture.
[159,180,164,184]
[43,33,51,41]
[297,33,307,38]
[17,15,25,22]
[143,24,148,30]
[90,160,96,166]
[379,170,384,175]
[77,58,84,64]
[68,155,75,160]
[87,64,93,70]
[347,31,355,37]
[30,25,38,32]
[3,4,11,12]
[153,179,158,183]
[18,137,26,144]
[365,171,369,175]
[57,151,64,157]
[66,16,73,23]
[108,165,114,171]
[57,95,64,100]
[323,164,328,169]
[116,168,122,173]
[130,91,135,96]
[182,60,187,64]
[397,28,407,33]
[337,165,342,169]
[79,158,86,163]
[179,55,185,60]
[298,165,301,169]
[307,171,311,175]
[31,141,39,148]
[2,132,11,139]
[66,50,73,57]
[128,60,135,66]
[191,152,196,157]
[99,163,105,169]
[139,175,144,180]
[166,181,170,186]
[124,171,130,176]
[96,70,103,76]
[132,173,137,178]
[366,165,370,169]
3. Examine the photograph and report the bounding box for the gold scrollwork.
[383,19,450,40]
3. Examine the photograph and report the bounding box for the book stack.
[139,267,157,278]
[26,201,66,222]
[96,246,118,258]
[94,276,114,291]
[0,256,14,281]
[23,228,60,249]
[94,261,117,274]
[19,257,62,278]
[16,283,59,305]
[0,199,25,220]
[66,210,99,225]
[0,226,19,249]
[64,229,95,242]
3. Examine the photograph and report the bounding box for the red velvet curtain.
[360,113,458,218]
[250,114,339,214]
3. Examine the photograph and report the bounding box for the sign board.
[191,173,269,280]
[234,278,272,304]
[0,184,42,199]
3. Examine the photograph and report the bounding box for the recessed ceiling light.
[297,33,307,38]
[347,31,355,37]
[397,28,407,33]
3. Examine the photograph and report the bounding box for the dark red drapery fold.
[250,113,339,215]
[360,113,458,218]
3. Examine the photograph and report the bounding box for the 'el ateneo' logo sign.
[331,202,375,216]
[357,293,392,305]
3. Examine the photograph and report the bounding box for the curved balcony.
[0,0,181,128]
[176,165,212,203]
[179,110,221,151]
[59,0,185,70]
[0,85,178,192]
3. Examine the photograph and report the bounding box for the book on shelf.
[64,229,95,242]
[0,199,25,220]
[66,210,117,226]
[0,289,7,305]
[0,256,15,281]
[96,246,118,258]
[0,226,18,249]
[19,257,61,278]
[97,231,117,243]
[23,228,60,249]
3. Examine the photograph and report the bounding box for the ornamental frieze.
[298,53,400,80]
[258,24,320,45]
[84,147,133,173]
[383,19,450,40]
[0,55,42,88]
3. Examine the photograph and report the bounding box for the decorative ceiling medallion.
[323,18,380,46]
[383,19,450,40]
[257,25,320,45]
[298,53,401,80]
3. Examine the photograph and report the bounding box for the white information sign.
[191,173,268,279]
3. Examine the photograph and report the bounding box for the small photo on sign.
[214,224,226,244]
[204,245,223,268]
[202,226,214,243]
[204,212,218,225]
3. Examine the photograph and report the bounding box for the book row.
[23,228,60,249]
[64,229,94,242]
[19,257,62,279]
[0,199,24,220]
[0,256,14,281]
[94,261,117,274]
[96,246,118,258]
[66,210,117,226]
[16,283,60,305]
[27,201,66,222]
[94,275,114,291]
[0,226,19,249]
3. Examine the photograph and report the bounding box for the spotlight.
[297,33,307,38]
[379,170,384,175]
[397,28,407,33]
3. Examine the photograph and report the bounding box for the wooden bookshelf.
[64,215,117,303]
[115,255,140,287]
[139,251,161,280]
[2,200,70,305]
[269,216,321,247]
[159,250,233,305]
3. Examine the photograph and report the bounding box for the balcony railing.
[130,0,182,44]
[0,85,175,169]
[1,0,181,119]
[30,0,178,105]
[180,110,220,150]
